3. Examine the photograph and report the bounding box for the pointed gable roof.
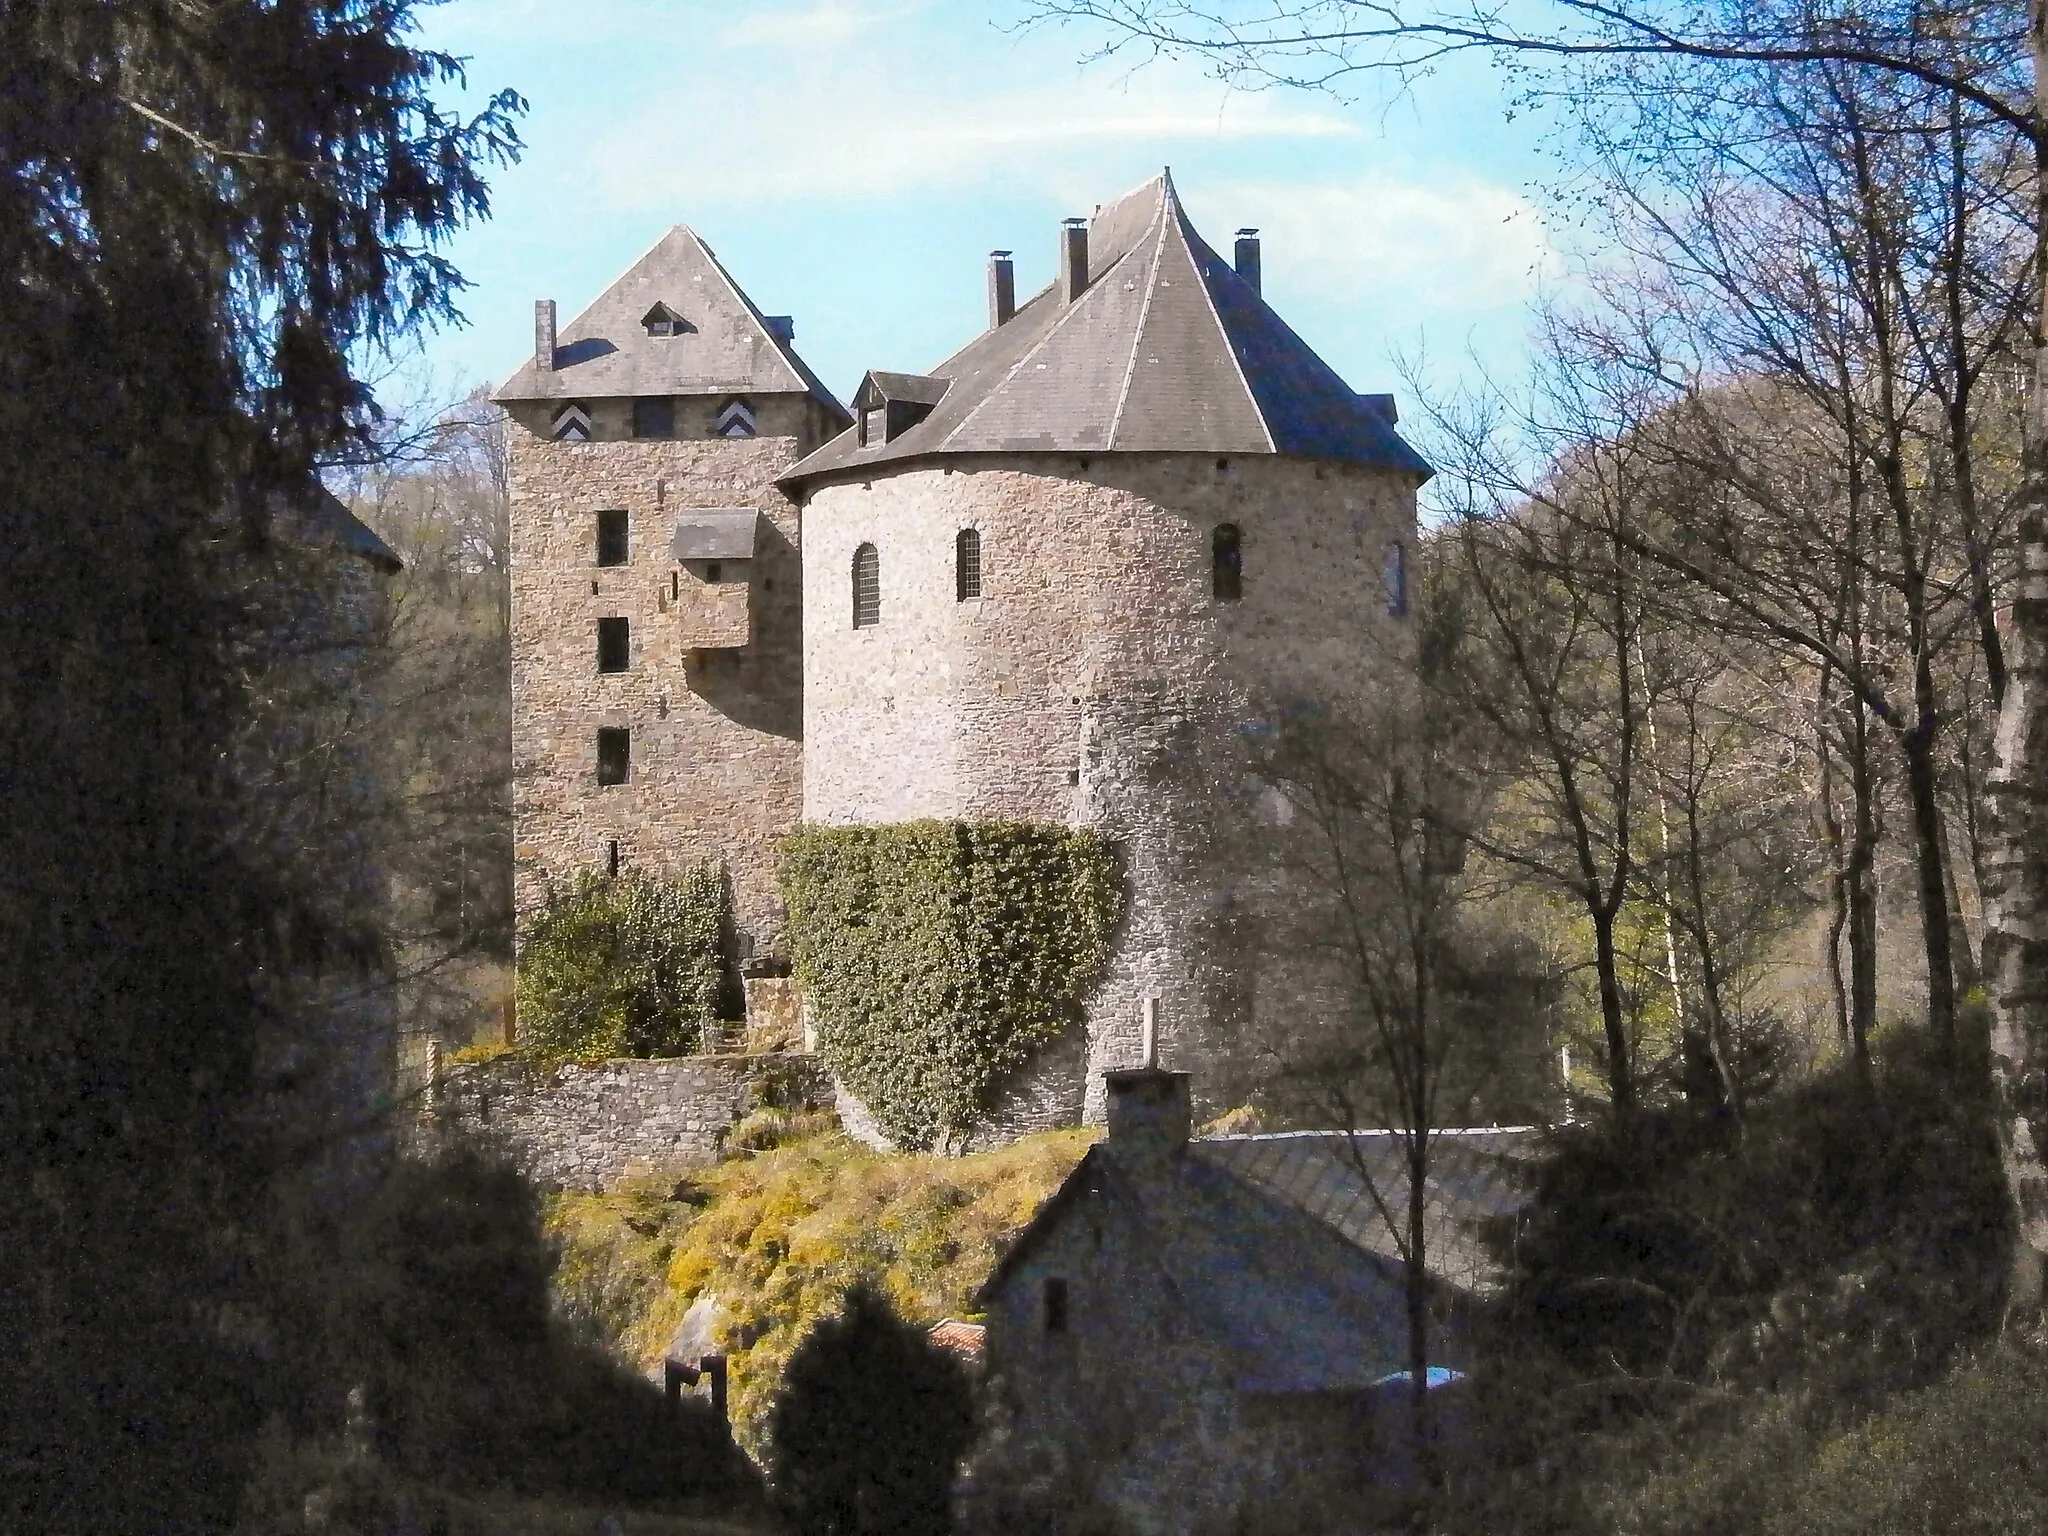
[782,171,1431,489]
[494,226,848,420]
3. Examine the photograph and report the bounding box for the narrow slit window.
[596,509,628,568]
[597,617,629,673]
[1213,523,1243,602]
[596,727,630,787]
[1043,1277,1069,1333]
[1384,539,1408,618]
[852,543,881,629]
[956,528,983,600]
[606,840,621,878]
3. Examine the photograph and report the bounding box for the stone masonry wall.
[798,453,1418,1127]
[508,393,831,960]
[438,1050,833,1190]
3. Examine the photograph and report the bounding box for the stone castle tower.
[495,227,849,960]
[498,172,1431,1135]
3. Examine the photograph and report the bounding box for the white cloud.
[720,0,883,50]
[1190,176,1559,317]
[585,24,1359,209]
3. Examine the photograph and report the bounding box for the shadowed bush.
[762,1284,976,1536]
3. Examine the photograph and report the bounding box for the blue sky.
[407,0,1561,414]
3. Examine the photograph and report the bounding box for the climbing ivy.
[778,821,1123,1148]
[515,867,726,1064]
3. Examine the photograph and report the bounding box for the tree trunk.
[1592,905,1637,1124]
[1979,3,2048,1316]
[1902,721,1960,1060]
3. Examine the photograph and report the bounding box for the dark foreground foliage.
[261,1144,760,1517]
[763,1283,977,1536]
[1443,1029,2013,1532]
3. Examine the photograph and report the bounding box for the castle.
[496,171,1431,1136]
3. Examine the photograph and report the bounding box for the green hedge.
[515,868,725,1064]
[778,821,1122,1148]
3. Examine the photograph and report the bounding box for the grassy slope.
[547,1124,1096,1451]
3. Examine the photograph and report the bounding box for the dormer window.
[714,397,757,439]
[551,403,592,442]
[641,302,690,338]
[852,371,948,447]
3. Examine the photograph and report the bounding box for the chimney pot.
[532,301,557,372]
[1104,1069,1192,1154]
[535,299,557,372]
[1233,229,1262,297]
[988,250,1017,328]
[1060,218,1089,304]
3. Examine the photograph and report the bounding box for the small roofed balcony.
[669,508,758,650]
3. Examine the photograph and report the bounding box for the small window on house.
[956,528,982,600]
[1384,539,1408,618]
[606,839,621,878]
[596,509,628,567]
[633,397,676,439]
[1043,1277,1069,1334]
[596,727,630,787]
[852,543,881,629]
[705,562,724,584]
[597,617,629,673]
[1213,523,1243,602]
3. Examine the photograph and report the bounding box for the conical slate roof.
[494,226,846,416]
[782,171,1431,488]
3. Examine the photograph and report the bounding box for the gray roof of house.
[493,226,849,420]
[670,509,760,561]
[782,171,1433,489]
[293,488,401,573]
[979,1127,1539,1396]
[1192,1129,1540,1297]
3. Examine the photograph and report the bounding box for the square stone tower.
[494,227,850,962]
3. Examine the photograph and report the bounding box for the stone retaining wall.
[437,1050,832,1190]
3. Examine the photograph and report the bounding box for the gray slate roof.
[670,509,760,561]
[980,1128,1537,1396]
[782,171,1433,487]
[1192,1129,1539,1297]
[493,226,848,418]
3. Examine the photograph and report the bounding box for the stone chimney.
[534,299,557,372]
[1059,218,1089,304]
[1104,1068,1191,1157]
[1233,229,1261,296]
[988,250,1016,327]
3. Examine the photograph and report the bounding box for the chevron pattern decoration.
[713,397,757,438]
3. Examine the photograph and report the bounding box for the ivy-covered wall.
[778,821,1122,1148]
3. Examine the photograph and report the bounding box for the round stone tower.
[782,172,1432,1135]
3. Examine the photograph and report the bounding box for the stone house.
[959,1068,1534,1536]
[494,170,1434,1139]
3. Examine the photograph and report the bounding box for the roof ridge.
[684,227,810,398]
[1106,192,1174,450]
[1170,194,1274,453]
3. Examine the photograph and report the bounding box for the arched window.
[956,528,983,600]
[1384,539,1408,618]
[1213,523,1243,603]
[852,543,881,629]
